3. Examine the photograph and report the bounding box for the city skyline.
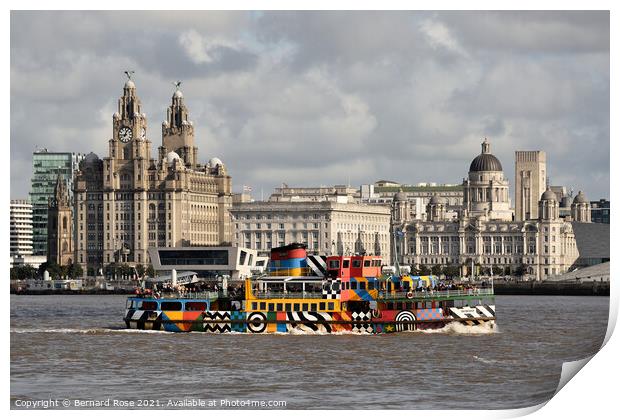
[11,11,610,200]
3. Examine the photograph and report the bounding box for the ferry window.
[328,260,340,269]
[327,302,334,311]
[319,302,326,311]
[252,302,257,310]
[126,300,134,309]
[160,301,182,311]
[387,302,394,310]
[343,259,350,268]
[268,303,275,312]
[351,281,358,289]
[352,260,361,268]
[285,303,292,311]
[276,303,283,311]
[368,282,374,290]
[260,302,266,311]
[426,301,433,309]
[364,260,371,267]
[302,303,309,311]
[185,302,207,311]
[310,304,317,311]
[294,303,300,311]
[138,300,157,310]
[360,282,366,290]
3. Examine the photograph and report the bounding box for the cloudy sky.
[10,11,609,201]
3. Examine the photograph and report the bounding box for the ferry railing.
[377,288,494,300]
[156,291,222,300]
[254,291,324,299]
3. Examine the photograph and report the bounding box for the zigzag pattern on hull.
[203,311,231,333]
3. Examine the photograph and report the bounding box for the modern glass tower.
[29,149,84,256]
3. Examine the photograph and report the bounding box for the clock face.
[118,126,132,143]
[141,127,146,140]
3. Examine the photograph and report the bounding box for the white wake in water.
[10,327,173,334]
[415,321,498,335]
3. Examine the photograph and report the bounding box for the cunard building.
[392,140,583,280]
[74,75,232,274]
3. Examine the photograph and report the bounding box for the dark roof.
[376,185,463,193]
[469,153,503,172]
[571,222,609,259]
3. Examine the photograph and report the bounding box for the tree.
[11,264,37,280]
[514,264,528,277]
[418,264,431,275]
[66,263,83,279]
[135,264,146,278]
[409,265,420,276]
[38,261,62,280]
[442,265,460,279]
[146,264,155,278]
[430,264,442,277]
[503,266,511,276]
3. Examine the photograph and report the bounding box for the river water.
[10,294,609,410]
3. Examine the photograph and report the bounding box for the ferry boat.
[124,243,496,333]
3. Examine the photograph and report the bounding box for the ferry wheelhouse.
[124,243,495,333]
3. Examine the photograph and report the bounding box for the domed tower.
[571,191,591,222]
[462,139,512,221]
[391,188,411,225]
[162,82,197,168]
[538,188,559,221]
[426,194,447,222]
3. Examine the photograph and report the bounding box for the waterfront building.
[147,246,267,280]
[74,76,232,275]
[361,181,463,220]
[462,139,513,221]
[269,184,360,203]
[29,149,84,256]
[515,150,546,221]
[10,200,33,257]
[9,255,47,269]
[230,200,391,261]
[571,191,591,222]
[47,176,74,266]
[393,140,580,280]
[590,199,610,224]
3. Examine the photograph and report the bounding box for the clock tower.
[161,82,197,167]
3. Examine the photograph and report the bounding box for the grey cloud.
[10,11,610,202]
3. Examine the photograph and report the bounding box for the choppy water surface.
[10,295,608,409]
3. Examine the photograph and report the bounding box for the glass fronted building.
[29,149,84,256]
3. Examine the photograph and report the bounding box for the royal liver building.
[74,75,232,274]
[392,140,584,280]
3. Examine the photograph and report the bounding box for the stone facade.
[392,140,579,280]
[47,176,74,266]
[515,151,547,221]
[74,77,232,274]
[231,201,391,261]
